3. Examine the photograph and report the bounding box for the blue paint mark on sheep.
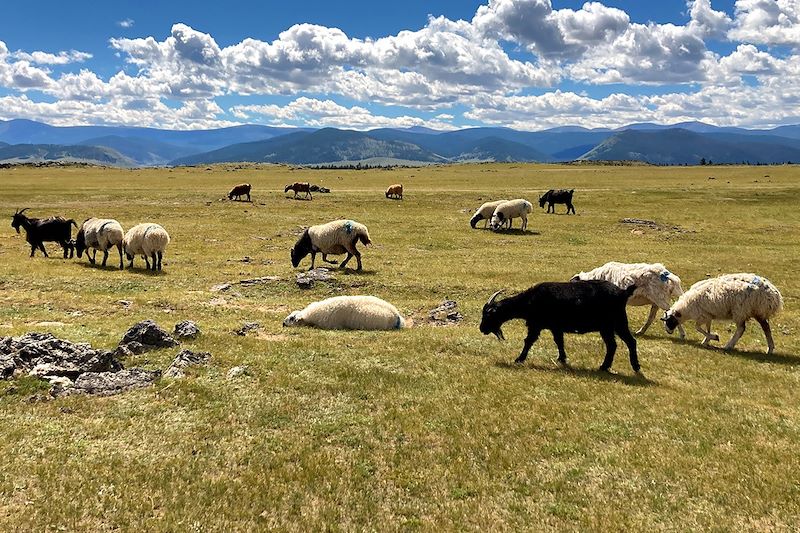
[344,221,353,234]
[748,275,761,291]
[660,270,671,283]
[394,315,402,329]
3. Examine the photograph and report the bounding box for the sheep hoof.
[599,365,612,373]
[711,334,720,341]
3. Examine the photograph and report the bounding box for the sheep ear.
[487,290,503,305]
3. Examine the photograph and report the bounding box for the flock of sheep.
[9,178,786,372]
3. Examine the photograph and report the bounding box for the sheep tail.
[358,228,372,246]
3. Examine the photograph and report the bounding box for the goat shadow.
[664,336,800,366]
[285,196,313,201]
[493,359,657,387]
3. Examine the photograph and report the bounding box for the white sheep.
[490,199,533,231]
[123,223,171,271]
[291,219,371,271]
[663,273,783,354]
[470,200,507,229]
[572,261,686,338]
[75,217,125,269]
[283,295,406,330]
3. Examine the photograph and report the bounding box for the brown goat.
[285,182,312,200]
[228,183,251,201]
[385,183,403,200]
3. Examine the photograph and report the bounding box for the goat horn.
[18,207,30,214]
[487,290,503,305]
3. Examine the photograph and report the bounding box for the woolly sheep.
[123,223,171,271]
[663,273,783,354]
[572,261,686,338]
[75,217,124,270]
[470,200,507,229]
[490,199,533,231]
[283,295,406,330]
[385,184,403,200]
[291,219,371,271]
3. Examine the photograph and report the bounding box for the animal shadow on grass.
[286,196,313,201]
[493,359,657,387]
[492,229,541,237]
[340,268,377,276]
[668,339,800,367]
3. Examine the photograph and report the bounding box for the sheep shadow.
[285,196,313,201]
[76,261,125,272]
[124,266,168,276]
[687,342,800,366]
[493,359,657,387]
[490,229,541,237]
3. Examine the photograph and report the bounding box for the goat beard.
[493,328,505,341]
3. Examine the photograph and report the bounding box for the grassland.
[0,163,798,531]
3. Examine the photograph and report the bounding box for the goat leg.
[515,328,540,364]
[551,330,567,365]
[599,329,618,371]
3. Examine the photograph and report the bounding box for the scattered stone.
[119,320,179,352]
[235,322,260,336]
[619,218,688,233]
[164,349,211,378]
[239,276,280,287]
[296,268,334,289]
[227,365,249,380]
[53,369,161,397]
[0,332,121,379]
[173,320,201,340]
[211,283,232,292]
[427,300,463,325]
[118,300,133,309]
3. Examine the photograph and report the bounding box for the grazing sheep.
[285,182,312,200]
[11,208,77,258]
[283,295,406,330]
[490,199,533,231]
[123,223,171,271]
[539,189,575,214]
[571,261,686,338]
[470,200,507,229]
[75,218,124,269]
[663,273,783,354]
[291,219,371,271]
[385,184,403,200]
[480,281,640,372]
[228,183,251,201]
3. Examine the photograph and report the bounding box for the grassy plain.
[0,163,799,531]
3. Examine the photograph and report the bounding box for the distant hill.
[0,143,134,166]
[75,135,198,166]
[581,129,800,164]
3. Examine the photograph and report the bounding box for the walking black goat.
[539,189,576,214]
[479,280,640,372]
[10,208,77,258]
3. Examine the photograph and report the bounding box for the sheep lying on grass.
[75,218,124,269]
[490,199,533,231]
[572,261,686,338]
[123,223,171,271]
[283,295,406,330]
[663,273,783,354]
[470,200,507,229]
[291,219,371,271]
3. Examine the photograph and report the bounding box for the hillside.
[0,143,134,166]
[581,129,800,164]
[76,135,199,166]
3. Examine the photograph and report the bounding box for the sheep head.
[661,310,681,334]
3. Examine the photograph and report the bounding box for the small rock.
[427,300,463,325]
[227,366,249,380]
[173,320,201,340]
[54,368,161,397]
[211,282,232,292]
[234,322,260,336]
[118,300,133,309]
[164,349,211,378]
[239,276,280,287]
[296,268,334,289]
[119,320,179,352]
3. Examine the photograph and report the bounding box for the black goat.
[539,189,576,214]
[479,280,639,372]
[10,208,77,258]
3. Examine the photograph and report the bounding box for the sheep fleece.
[123,223,170,257]
[308,220,370,254]
[672,273,783,323]
[574,261,683,308]
[82,218,124,250]
[284,295,406,330]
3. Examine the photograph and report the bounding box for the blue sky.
[1,0,798,130]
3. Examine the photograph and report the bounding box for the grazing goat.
[285,182,312,200]
[385,184,403,200]
[10,208,77,258]
[284,295,406,330]
[291,219,371,271]
[75,218,125,270]
[539,189,576,214]
[571,261,686,338]
[123,223,171,271]
[228,183,251,201]
[480,281,640,372]
[663,273,783,354]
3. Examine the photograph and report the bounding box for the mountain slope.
[581,129,800,164]
[0,143,135,166]
[75,135,199,166]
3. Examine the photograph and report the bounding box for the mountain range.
[2,118,800,167]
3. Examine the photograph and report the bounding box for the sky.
[1,0,798,131]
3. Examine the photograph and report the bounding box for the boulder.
[119,320,179,351]
[164,349,211,378]
[173,320,201,340]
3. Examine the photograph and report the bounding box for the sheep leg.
[757,318,775,354]
[101,249,109,267]
[636,305,659,335]
[321,254,338,264]
[599,329,618,372]
[339,252,353,269]
[515,328,540,364]
[677,323,686,339]
[616,325,640,373]
[90,249,97,265]
[551,330,567,365]
[308,251,317,270]
[144,255,151,270]
[695,322,716,344]
[723,322,746,351]
[151,252,158,271]
[521,215,527,231]
[157,251,163,271]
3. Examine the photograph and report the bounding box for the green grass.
[0,163,799,531]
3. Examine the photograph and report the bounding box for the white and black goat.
[479,280,640,372]
[10,208,77,258]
